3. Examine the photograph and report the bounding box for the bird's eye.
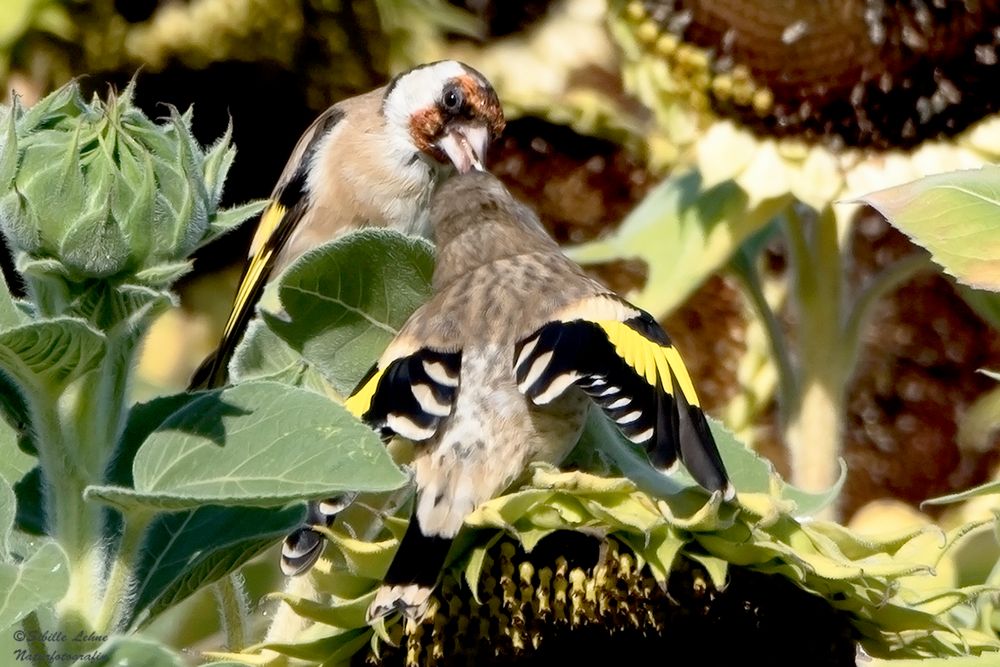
[442,85,463,113]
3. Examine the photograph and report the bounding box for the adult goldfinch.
[191,60,504,389]
[283,171,734,621]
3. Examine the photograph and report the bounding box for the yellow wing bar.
[343,364,387,419]
[595,319,700,408]
[220,202,287,342]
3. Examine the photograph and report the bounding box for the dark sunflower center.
[626,0,1000,149]
[362,533,858,666]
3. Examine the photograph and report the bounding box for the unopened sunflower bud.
[0,79,254,291]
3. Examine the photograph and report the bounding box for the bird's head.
[382,61,505,174]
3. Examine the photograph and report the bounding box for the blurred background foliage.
[1,0,999,658]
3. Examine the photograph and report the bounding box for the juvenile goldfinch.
[282,171,735,621]
[190,60,504,389]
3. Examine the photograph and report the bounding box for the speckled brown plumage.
[360,171,733,619]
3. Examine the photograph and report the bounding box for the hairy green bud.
[0,79,253,286]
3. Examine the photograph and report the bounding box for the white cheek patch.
[383,61,468,130]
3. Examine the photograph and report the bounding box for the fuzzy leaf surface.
[0,541,69,633]
[87,381,403,511]
[126,504,304,629]
[87,635,186,667]
[0,318,105,396]
[231,320,331,393]
[0,476,13,560]
[263,230,434,395]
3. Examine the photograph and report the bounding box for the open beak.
[436,124,490,174]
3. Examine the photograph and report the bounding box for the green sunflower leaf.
[86,381,404,511]
[923,479,1000,506]
[126,504,305,629]
[855,166,1000,291]
[565,169,789,319]
[0,318,105,398]
[0,476,13,560]
[263,229,434,395]
[88,635,186,667]
[0,541,69,633]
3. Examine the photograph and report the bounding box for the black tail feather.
[383,516,453,589]
[187,273,269,391]
[672,369,733,499]
[367,516,453,622]
[650,377,680,471]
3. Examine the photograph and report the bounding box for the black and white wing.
[514,296,733,499]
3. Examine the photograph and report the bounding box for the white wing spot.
[514,336,540,371]
[412,383,451,416]
[388,413,435,440]
[517,350,553,393]
[629,427,654,443]
[616,410,642,425]
[423,360,458,387]
[532,372,582,405]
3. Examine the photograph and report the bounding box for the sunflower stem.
[214,573,250,651]
[730,245,798,426]
[783,205,847,519]
[19,612,51,667]
[95,509,154,633]
[31,393,102,635]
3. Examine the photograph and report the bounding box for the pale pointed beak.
[436,124,490,173]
